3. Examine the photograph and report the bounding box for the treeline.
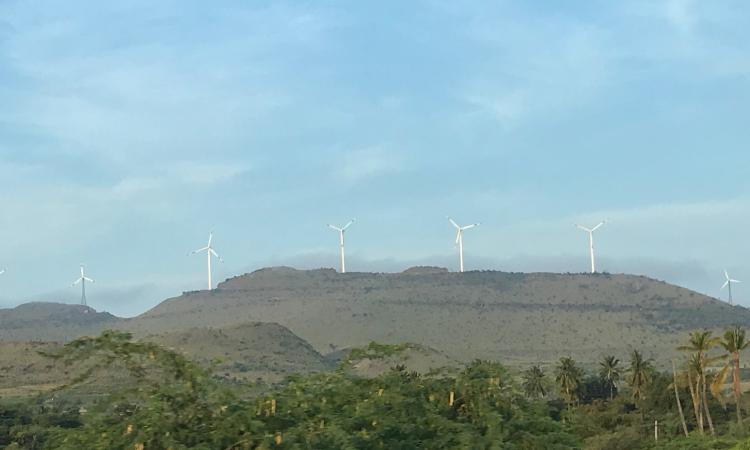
[3,329,750,449]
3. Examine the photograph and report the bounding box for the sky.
[1,0,749,316]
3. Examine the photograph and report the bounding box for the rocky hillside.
[121,267,750,365]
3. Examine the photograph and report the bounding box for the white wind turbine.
[72,264,94,306]
[448,217,479,273]
[575,221,606,273]
[191,232,223,290]
[721,270,741,305]
[327,219,355,273]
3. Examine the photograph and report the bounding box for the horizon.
[2,1,750,315]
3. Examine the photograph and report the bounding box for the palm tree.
[522,365,547,399]
[628,350,652,409]
[678,330,721,435]
[555,357,583,407]
[599,355,621,400]
[718,326,749,424]
[671,360,689,437]
[686,353,704,434]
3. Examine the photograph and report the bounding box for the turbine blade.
[448,217,460,229]
[721,280,729,290]
[732,279,742,283]
[342,219,355,231]
[725,270,730,280]
[462,223,479,230]
[72,278,82,286]
[328,224,342,232]
[455,230,461,245]
[207,233,213,247]
[84,277,94,283]
[191,246,209,254]
[575,224,591,232]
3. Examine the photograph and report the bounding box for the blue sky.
[1,0,749,316]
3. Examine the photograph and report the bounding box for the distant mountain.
[0,302,120,341]
[3,268,749,371]
[121,267,750,366]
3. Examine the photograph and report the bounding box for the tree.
[711,326,750,425]
[671,360,689,437]
[522,365,547,399]
[599,355,621,400]
[678,330,721,435]
[627,349,653,408]
[555,357,583,407]
[720,326,750,424]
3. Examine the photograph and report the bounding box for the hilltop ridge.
[122,267,748,365]
[1,268,746,367]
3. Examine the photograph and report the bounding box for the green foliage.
[9,326,750,449]
[344,342,412,364]
[555,357,584,406]
[522,365,547,399]
[599,355,621,400]
[7,332,579,449]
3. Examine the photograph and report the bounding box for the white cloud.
[665,0,697,32]
[460,17,609,126]
[336,147,403,183]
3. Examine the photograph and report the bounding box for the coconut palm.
[686,353,704,434]
[628,350,652,408]
[555,357,583,407]
[716,326,749,424]
[522,365,547,399]
[670,360,689,437]
[599,355,621,400]
[678,330,721,435]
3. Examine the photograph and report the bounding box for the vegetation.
[5,326,750,449]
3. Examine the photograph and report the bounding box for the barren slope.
[122,267,750,365]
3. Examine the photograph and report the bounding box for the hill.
[122,267,750,365]
[145,322,330,384]
[0,302,120,341]
[0,320,332,399]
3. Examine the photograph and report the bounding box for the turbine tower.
[191,232,223,290]
[448,217,479,273]
[327,219,355,273]
[72,264,94,306]
[721,270,741,305]
[576,221,606,273]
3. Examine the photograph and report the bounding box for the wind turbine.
[191,232,223,290]
[575,221,606,273]
[448,217,479,273]
[72,264,94,306]
[721,270,741,305]
[327,219,355,273]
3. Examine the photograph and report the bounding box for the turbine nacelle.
[328,219,355,273]
[447,217,479,273]
[575,220,606,234]
[71,264,94,306]
[575,220,607,273]
[190,232,223,290]
[328,219,355,233]
[72,264,95,286]
[721,270,741,290]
